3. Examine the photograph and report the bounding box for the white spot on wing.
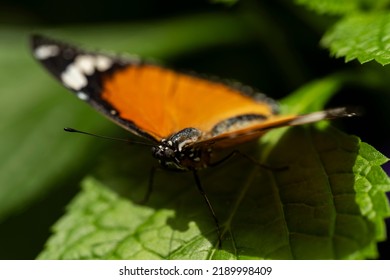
[77,91,89,100]
[61,64,87,90]
[95,55,113,71]
[59,53,113,91]
[74,55,95,75]
[34,45,60,60]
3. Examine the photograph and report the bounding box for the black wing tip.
[30,33,52,49]
[30,33,74,52]
[30,33,44,41]
[30,33,42,50]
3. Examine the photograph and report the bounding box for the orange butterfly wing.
[101,64,277,140]
[32,34,354,151]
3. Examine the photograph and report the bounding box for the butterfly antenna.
[64,127,154,146]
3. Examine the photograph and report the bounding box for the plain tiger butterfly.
[31,34,357,245]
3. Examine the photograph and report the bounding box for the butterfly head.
[151,127,211,171]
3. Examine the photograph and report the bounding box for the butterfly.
[31,34,357,245]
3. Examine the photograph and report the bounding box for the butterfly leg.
[137,166,159,204]
[192,170,222,248]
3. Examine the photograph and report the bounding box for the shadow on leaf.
[38,125,388,260]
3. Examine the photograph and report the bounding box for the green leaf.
[322,12,390,65]
[279,75,343,114]
[295,0,390,15]
[0,14,250,222]
[38,77,390,259]
[295,0,360,15]
[37,128,390,260]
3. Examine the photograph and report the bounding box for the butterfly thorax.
[151,127,211,171]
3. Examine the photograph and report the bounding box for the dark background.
[0,0,389,259]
